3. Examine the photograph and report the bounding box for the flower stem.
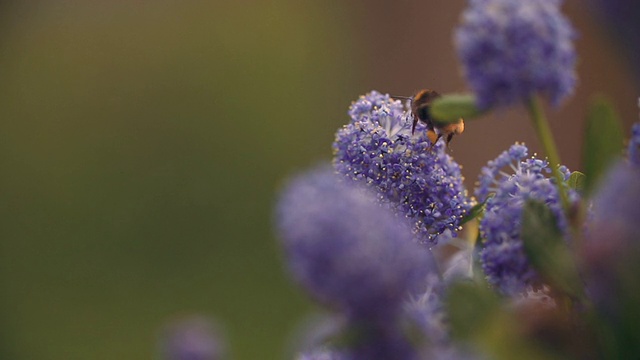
[526,95,570,214]
[527,95,587,316]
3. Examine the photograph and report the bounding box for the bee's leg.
[427,130,441,150]
[446,133,455,146]
[446,134,455,153]
[412,117,418,135]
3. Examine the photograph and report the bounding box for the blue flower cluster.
[333,91,472,244]
[276,166,436,322]
[588,122,640,234]
[276,165,446,359]
[276,165,485,359]
[582,124,640,324]
[475,144,576,294]
[455,0,577,109]
[272,119,640,358]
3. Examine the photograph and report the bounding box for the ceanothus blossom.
[455,0,577,109]
[333,91,472,245]
[276,165,437,322]
[475,144,577,294]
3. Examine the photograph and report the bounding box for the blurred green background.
[0,1,357,359]
[0,1,637,359]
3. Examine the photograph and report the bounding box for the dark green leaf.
[429,93,485,124]
[583,97,624,195]
[521,200,584,299]
[567,171,586,192]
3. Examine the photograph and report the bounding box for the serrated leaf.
[568,171,586,192]
[521,200,584,299]
[583,97,624,195]
[429,93,485,124]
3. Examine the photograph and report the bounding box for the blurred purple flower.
[292,312,420,360]
[455,0,577,109]
[333,91,472,245]
[580,161,640,354]
[582,122,640,276]
[404,275,449,345]
[297,322,420,360]
[345,329,418,360]
[475,144,576,294]
[289,314,347,357]
[275,165,437,322]
[160,316,225,360]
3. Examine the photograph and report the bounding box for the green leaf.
[567,171,586,192]
[429,93,485,124]
[446,281,501,340]
[521,200,584,299]
[583,97,624,195]
[460,201,486,225]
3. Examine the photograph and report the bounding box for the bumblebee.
[396,89,465,146]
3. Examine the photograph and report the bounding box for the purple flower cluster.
[276,165,437,322]
[475,144,576,294]
[578,122,640,354]
[333,91,472,244]
[581,160,640,325]
[586,162,640,239]
[455,0,577,109]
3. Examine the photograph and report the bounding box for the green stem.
[526,95,570,214]
[527,95,587,316]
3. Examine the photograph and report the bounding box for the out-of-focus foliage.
[0,1,356,359]
[583,97,624,194]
